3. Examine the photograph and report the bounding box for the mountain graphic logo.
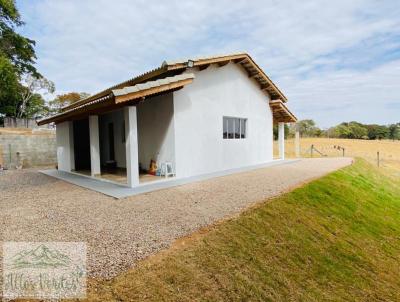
[9,244,72,269]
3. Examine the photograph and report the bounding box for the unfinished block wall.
[0,128,56,169]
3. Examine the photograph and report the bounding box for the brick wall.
[0,128,56,169]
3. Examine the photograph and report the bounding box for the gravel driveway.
[0,158,351,279]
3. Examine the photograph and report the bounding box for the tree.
[0,54,20,119]
[0,1,54,120]
[388,124,400,141]
[296,119,321,137]
[0,0,38,76]
[348,122,368,139]
[17,74,55,118]
[367,124,389,140]
[23,93,49,118]
[333,124,351,138]
[48,92,90,114]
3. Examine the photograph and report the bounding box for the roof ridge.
[60,51,286,113]
[111,73,195,96]
[162,52,248,66]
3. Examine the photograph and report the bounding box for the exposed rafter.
[198,64,210,71]
[269,99,297,123]
[164,53,288,102]
[217,60,230,67]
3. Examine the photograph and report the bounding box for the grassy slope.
[85,160,400,302]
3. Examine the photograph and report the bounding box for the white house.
[39,53,297,188]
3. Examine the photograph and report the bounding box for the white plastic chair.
[161,162,174,178]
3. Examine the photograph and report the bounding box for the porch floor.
[74,168,164,184]
[41,159,297,199]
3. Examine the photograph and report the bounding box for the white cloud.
[17,0,400,126]
[284,59,400,127]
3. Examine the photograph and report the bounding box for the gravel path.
[0,158,352,279]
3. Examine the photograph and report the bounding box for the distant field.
[275,137,400,172]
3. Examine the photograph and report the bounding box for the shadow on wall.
[137,93,176,173]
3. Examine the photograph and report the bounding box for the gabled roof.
[162,53,287,101]
[38,53,293,125]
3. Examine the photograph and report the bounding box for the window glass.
[223,117,247,139]
[234,118,240,138]
[240,119,246,138]
[223,117,228,138]
[228,118,234,139]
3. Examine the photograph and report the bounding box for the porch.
[57,91,176,187]
[41,159,296,198]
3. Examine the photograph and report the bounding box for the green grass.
[85,159,400,302]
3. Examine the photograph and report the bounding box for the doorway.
[73,118,91,171]
[108,122,115,161]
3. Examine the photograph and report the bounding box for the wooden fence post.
[377,151,380,167]
[311,144,314,158]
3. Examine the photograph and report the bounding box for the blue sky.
[17,0,400,128]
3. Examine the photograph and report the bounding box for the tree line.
[276,120,400,141]
[0,1,87,125]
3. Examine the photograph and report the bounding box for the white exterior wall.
[173,62,273,178]
[137,93,175,171]
[56,121,74,172]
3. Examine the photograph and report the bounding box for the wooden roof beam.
[198,64,210,71]
[248,71,259,78]
[217,60,230,67]
[233,57,246,64]
[269,99,297,123]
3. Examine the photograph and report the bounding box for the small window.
[223,117,247,139]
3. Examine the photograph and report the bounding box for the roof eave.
[165,53,288,102]
[37,74,195,126]
[269,99,297,123]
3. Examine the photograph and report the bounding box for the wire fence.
[274,138,400,172]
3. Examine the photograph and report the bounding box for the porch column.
[56,121,74,172]
[69,121,75,171]
[124,106,139,187]
[278,122,285,160]
[295,124,300,158]
[89,115,101,177]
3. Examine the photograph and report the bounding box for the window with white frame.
[223,117,247,139]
